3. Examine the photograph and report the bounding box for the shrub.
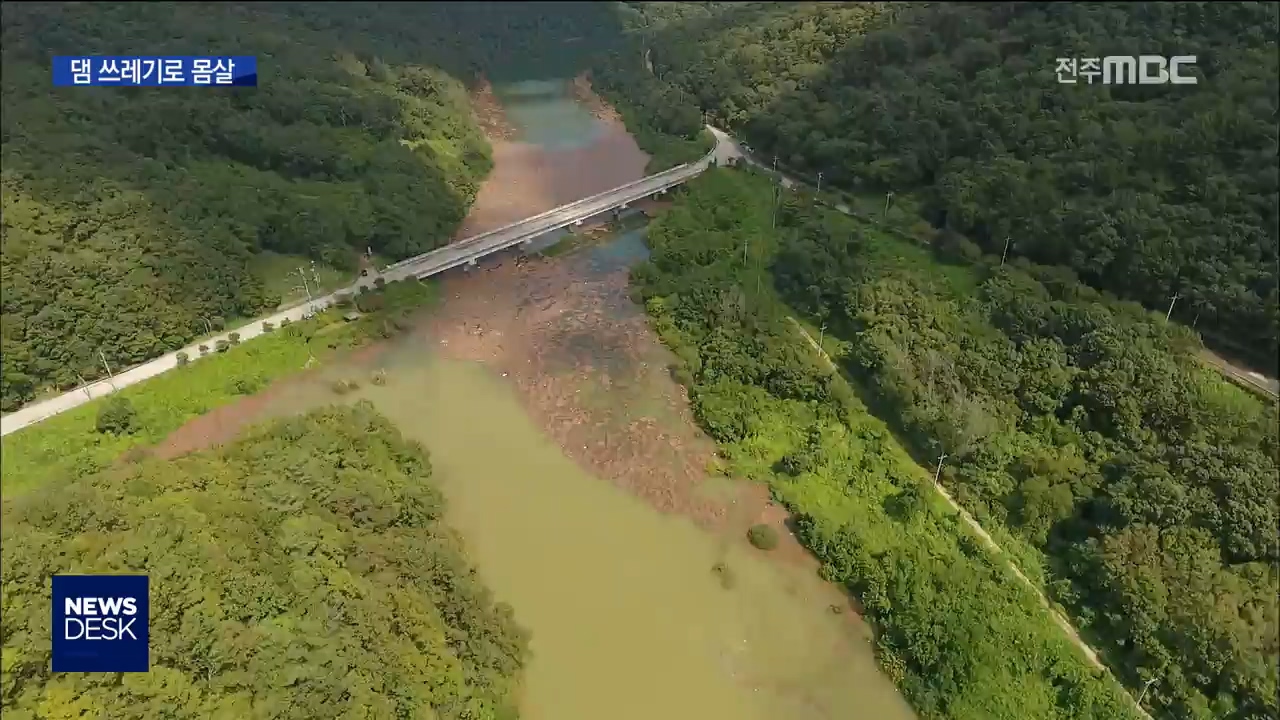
[228,332,241,345]
[231,377,260,395]
[747,524,779,551]
[356,292,386,313]
[215,340,230,353]
[95,396,137,435]
[210,315,225,330]
[176,351,190,366]
[909,220,938,244]
[331,378,359,395]
[280,317,292,327]
[197,344,209,356]
[373,276,387,289]
[669,363,694,387]
[371,370,387,386]
[262,322,274,332]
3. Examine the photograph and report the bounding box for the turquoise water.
[495,79,605,150]
[584,225,650,274]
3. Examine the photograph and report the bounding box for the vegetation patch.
[633,168,1145,720]
[0,280,436,497]
[589,34,714,172]
[634,1,1279,369]
[1,403,527,718]
[746,523,780,551]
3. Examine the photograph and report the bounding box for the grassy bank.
[1,279,437,497]
[617,107,715,173]
[631,169,1142,719]
[589,44,715,173]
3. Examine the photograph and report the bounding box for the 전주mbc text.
[52,56,257,87]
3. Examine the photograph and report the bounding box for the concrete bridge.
[374,149,717,284]
[0,138,726,437]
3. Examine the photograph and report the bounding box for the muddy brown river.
[159,80,917,719]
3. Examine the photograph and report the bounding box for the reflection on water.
[496,79,604,150]
[583,224,650,275]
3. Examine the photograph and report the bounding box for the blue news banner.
[51,574,150,672]
[52,56,257,87]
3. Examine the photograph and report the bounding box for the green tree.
[1,404,528,718]
[95,396,137,435]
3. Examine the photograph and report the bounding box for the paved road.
[0,136,723,437]
[1198,349,1279,399]
[722,126,1280,402]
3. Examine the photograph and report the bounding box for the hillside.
[1,403,527,717]
[617,3,1280,718]
[637,1,1280,369]
[0,2,624,412]
[632,169,1146,720]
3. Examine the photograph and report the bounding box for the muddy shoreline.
[151,80,859,609]
[453,76,651,239]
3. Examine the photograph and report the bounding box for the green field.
[1,279,437,497]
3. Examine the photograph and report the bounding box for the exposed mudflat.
[147,80,915,720]
[453,78,650,238]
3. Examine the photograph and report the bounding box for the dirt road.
[786,316,1154,720]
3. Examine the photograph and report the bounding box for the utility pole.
[1000,236,1012,266]
[99,350,113,378]
[310,260,322,292]
[771,185,779,230]
[75,372,92,399]
[884,191,895,218]
[295,267,313,301]
[201,317,212,334]
[933,453,948,485]
[818,322,826,347]
[1137,677,1158,705]
[1165,292,1180,322]
[816,171,823,196]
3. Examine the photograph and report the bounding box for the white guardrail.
[382,148,713,274]
[0,142,720,437]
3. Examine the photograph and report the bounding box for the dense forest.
[1,403,527,718]
[638,167,1278,719]
[771,183,1279,719]
[0,2,625,411]
[635,1,1280,368]
[632,169,1143,720]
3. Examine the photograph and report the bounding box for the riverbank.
[3,81,917,720]
[0,281,436,496]
[631,168,1145,719]
[454,77,651,238]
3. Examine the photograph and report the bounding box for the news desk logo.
[51,574,149,672]
[52,56,257,87]
[1056,55,1198,85]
